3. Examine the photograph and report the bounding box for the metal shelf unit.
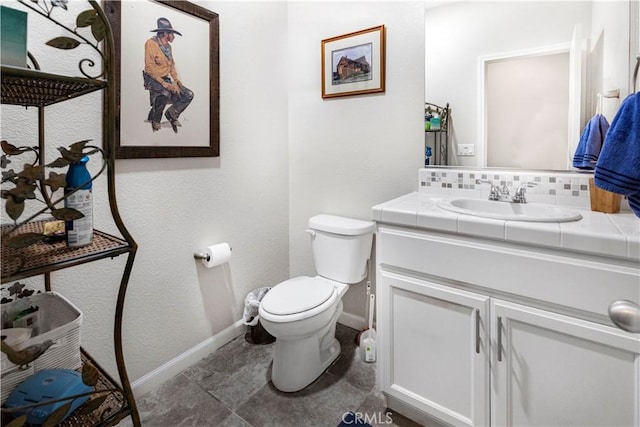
[0,1,139,425]
[425,102,450,166]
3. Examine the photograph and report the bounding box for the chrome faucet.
[512,182,537,204]
[477,180,510,201]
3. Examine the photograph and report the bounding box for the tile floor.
[120,324,423,427]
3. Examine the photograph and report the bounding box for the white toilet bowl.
[259,276,348,392]
[258,214,374,392]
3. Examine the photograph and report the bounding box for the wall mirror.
[425,0,638,171]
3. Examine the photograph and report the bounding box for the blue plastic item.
[65,155,93,247]
[6,369,92,425]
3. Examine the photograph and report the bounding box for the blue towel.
[573,114,609,169]
[594,93,640,217]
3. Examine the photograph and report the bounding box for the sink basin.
[438,198,583,222]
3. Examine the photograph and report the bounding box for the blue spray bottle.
[425,146,432,166]
[65,156,93,247]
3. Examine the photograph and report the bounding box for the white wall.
[287,1,424,320]
[2,0,290,382]
[590,0,631,121]
[2,0,425,384]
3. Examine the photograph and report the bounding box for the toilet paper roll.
[202,243,232,268]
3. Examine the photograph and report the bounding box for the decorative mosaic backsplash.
[418,167,608,209]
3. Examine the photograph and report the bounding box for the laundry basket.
[1,291,83,403]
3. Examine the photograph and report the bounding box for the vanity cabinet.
[380,271,489,426]
[492,299,638,427]
[376,224,640,427]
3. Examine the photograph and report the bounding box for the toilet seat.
[260,276,338,323]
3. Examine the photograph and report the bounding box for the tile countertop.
[372,192,640,262]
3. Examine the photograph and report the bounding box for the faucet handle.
[477,179,500,201]
[513,182,537,203]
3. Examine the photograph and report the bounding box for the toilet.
[258,214,375,392]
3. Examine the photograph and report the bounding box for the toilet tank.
[308,214,375,284]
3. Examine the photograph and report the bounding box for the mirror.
[425,0,634,170]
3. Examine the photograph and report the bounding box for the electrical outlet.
[457,144,475,156]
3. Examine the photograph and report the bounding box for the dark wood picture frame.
[321,25,385,99]
[104,0,219,159]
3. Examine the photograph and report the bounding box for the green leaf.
[5,414,28,427]
[43,171,66,192]
[5,232,46,248]
[5,195,25,221]
[17,164,45,182]
[46,37,81,50]
[2,169,18,183]
[47,157,71,168]
[77,394,108,415]
[76,9,98,28]
[91,17,106,42]
[52,207,84,221]
[9,181,37,201]
[43,401,73,427]
[82,363,100,386]
[1,140,22,155]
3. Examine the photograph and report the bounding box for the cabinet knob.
[608,300,640,333]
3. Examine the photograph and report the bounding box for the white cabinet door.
[492,299,640,427]
[380,270,490,426]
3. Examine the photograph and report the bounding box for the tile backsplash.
[419,167,628,210]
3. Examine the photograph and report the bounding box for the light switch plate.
[458,144,475,156]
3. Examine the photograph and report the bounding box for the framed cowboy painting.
[104,0,219,158]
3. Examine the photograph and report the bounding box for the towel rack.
[596,89,620,114]
[601,89,620,99]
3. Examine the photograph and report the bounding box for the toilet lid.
[261,276,336,316]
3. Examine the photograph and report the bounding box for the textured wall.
[1,0,290,381]
[2,0,425,382]
[287,1,425,321]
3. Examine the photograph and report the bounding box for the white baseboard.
[132,312,365,398]
[338,311,366,331]
[131,319,246,398]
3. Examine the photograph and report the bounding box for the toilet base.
[269,301,343,393]
[271,335,341,392]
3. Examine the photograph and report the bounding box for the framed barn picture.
[105,0,219,158]
[321,25,385,99]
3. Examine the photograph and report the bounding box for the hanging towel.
[573,114,609,169]
[594,93,640,217]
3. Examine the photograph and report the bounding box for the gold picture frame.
[321,25,385,99]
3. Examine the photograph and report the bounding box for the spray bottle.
[65,156,93,247]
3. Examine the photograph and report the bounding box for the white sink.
[438,198,583,222]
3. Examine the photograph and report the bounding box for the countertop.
[372,192,640,262]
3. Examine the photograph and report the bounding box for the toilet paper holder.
[193,245,232,261]
[193,251,210,261]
